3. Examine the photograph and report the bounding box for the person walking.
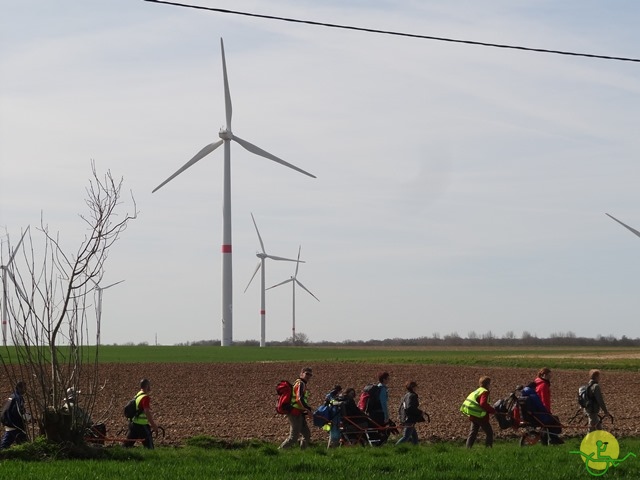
[0,381,29,449]
[124,378,158,449]
[324,384,343,448]
[280,367,313,449]
[460,376,495,448]
[584,369,613,431]
[367,371,390,427]
[395,381,425,445]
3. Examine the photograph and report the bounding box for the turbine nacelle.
[219,129,232,140]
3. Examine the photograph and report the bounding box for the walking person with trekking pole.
[584,369,613,432]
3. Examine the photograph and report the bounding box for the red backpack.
[276,380,293,414]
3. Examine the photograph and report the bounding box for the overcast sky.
[2,0,640,345]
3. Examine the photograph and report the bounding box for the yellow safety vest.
[133,391,149,425]
[290,379,309,411]
[460,387,488,418]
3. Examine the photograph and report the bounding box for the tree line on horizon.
[159,330,640,347]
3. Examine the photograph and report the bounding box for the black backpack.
[124,392,144,420]
[493,392,519,429]
[358,384,381,413]
[578,383,594,409]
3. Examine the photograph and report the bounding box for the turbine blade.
[250,213,266,254]
[296,279,319,302]
[221,38,232,131]
[294,246,301,277]
[266,255,300,262]
[606,213,640,239]
[266,278,293,290]
[102,279,125,290]
[7,227,29,266]
[244,262,261,293]
[152,140,223,193]
[5,269,29,303]
[233,135,316,178]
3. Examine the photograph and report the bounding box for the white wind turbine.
[152,38,316,346]
[267,246,319,344]
[244,213,300,348]
[606,213,640,239]
[1,227,29,347]
[93,279,125,346]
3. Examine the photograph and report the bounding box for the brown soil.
[71,363,640,446]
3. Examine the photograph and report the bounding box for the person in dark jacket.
[324,385,343,448]
[584,369,613,431]
[337,388,368,445]
[519,384,563,444]
[396,381,425,445]
[0,381,28,449]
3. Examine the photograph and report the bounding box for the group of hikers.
[0,378,158,450]
[279,368,427,448]
[460,368,612,448]
[279,367,612,449]
[0,367,613,450]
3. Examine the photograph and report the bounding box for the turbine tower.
[606,213,640,239]
[93,279,125,346]
[244,213,299,347]
[1,228,28,347]
[153,38,316,346]
[267,246,319,344]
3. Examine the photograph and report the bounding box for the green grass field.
[1,437,639,479]
[4,344,637,370]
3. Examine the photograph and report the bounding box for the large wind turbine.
[267,246,318,344]
[606,213,640,239]
[1,228,28,347]
[244,213,299,348]
[93,279,125,346]
[152,38,316,346]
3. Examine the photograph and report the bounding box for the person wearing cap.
[124,378,158,449]
[0,381,28,449]
[396,380,425,445]
[279,367,314,449]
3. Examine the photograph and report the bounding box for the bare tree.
[0,162,137,444]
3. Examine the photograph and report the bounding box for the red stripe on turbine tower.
[222,244,232,253]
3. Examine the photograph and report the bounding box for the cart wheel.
[519,431,540,447]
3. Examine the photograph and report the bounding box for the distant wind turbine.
[152,38,316,346]
[244,213,300,347]
[267,246,319,344]
[606,213,640,239]
[93,279,125,346]
[1,227,29,347]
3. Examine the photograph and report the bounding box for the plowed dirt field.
[79,363,640,446]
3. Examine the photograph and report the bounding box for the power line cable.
[144,0,640,64]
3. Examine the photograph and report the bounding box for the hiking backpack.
[578,383,593,409]
[493,392,519,429]
[358,384,381,413]
[276,380,293,414]
[124,393,144,420]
